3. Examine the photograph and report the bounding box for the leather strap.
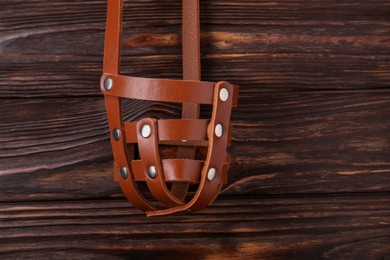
[172,0,202,200]
[136,118,184,207]
[147,81,235,216]
[104,0,156,212]
[132,159,204,184]
[101,0,239,216]
[125,119,233,146]
[101,73,215,104]
[124,119,209,143]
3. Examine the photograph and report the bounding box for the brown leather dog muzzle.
[101,0,239,216]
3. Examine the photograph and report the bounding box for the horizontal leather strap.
[158,140,208,147]
[101,73,239,106]
[125,119,209,143]
[131,159,229,184]
[101,73,215,104]
[131,159,203,184]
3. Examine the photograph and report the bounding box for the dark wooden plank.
[0,0,389,98]
[0,1,389,257]
[0,93,389,201]
[0,195,389,259]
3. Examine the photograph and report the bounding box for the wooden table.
[1,1,389,259]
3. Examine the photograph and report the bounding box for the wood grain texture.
[0,196,389,259]
[0,0,389,258]
[0,93,389,201]
[0,0,389,98]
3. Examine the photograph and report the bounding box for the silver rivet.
[120,167,129,179]
[103,78,113,91]
[215,124,224,138]
[141,124,152,138]
[147,166,157,179]
[112,128,121,141]
[207,168,217,181]
[219,88,230,102]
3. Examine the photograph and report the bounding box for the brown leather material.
[125,120,232,145]
[101,73,217,104]
[124,119,209,143]
[132,160,229,184]
[146,81,235,216]
[103,0,155,212]
[182,0,201,82]
[173,0,202,200]
[132,159,203,184]
[101,0,239,216]
[136,118,184,207]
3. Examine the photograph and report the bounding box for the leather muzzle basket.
[100,0,239,216]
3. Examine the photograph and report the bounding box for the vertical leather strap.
[171,0,201,199]
[136,118,184,207]
[182,0,201,82]
[103,0,156,211]
[103,0,122,75]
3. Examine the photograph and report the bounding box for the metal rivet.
[120,167,129,179]
[219,88,230,102]
[207,168,217,181]
[147,166,157,179]
[141,124,152,138]
[112,128,121,141]
[215,124,224,138]
[103,78,113,91]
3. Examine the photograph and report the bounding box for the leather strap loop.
[147,82,235,216]
[136,118,184,207]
